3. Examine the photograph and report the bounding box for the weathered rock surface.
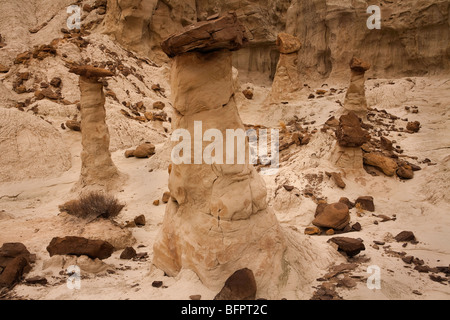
[0,108,71,182]
[287,0,450,79]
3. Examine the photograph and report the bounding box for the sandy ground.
[0,71,449,300]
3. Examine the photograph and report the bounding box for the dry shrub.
[60,192,125,221]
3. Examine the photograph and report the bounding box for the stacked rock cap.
[336,112,371,147]
[161,12,248,58]
[69,65,114,78]
[276,33,302,54]
[350,57,371,73]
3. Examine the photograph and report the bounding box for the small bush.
[60,192,125,221]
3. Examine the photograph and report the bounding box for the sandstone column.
[69,66,125,194]
[343,57,371,115]
[153,14,287,296]
[268,33,302,103]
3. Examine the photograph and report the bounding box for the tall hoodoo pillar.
[268,33,302,103]
[343,57,371,115]
[69,66,124,194]
[153,13,288,296]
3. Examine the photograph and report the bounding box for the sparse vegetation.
[60,192,125,221]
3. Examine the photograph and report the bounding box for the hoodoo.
[343,57,371,115]
[152,13,288,296]
[268,33,302,102]
[69,65,125,194]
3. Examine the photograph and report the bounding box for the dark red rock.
[402,256,414,264]
[328,237,365,257]
[336,112,371,147]
[214,268,257,300]
[25,276,48,285]
[394,231,416,242]
[46,236,114,260]
[120,247,137,260]
[50,77,62,88]
[351,222,362,232]
[152,281,163,288]
[355,196,375,212]
[0,256,29,288]
[0,243,33,268]
[134,215,146,227]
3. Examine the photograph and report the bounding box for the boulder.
[66,120,81,132]
[336,112,370,147]
[214,268,257,300]
[406,121,421,133]
[120,247,137,260]
[0,257,29,289]
[363,152,398,176]
[326,172,346,189]
[397,163,414,179]
[133,143,156,158]
[46,237,115,260]
[395,231,416,242]
[153,101,165,110]
[313,203,350,230]
[134,215,146,227]
[328,237,365,257]
[304,226,321,235]
[355,196,375,212]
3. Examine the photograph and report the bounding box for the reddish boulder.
[46,237,115,260]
